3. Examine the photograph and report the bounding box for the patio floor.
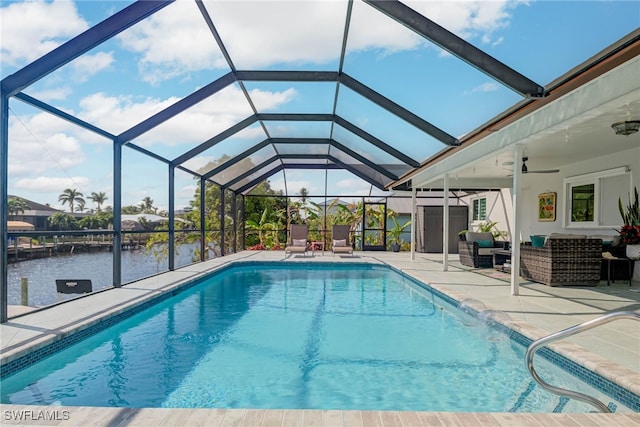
[1,250,639,426]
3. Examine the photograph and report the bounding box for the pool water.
[0,263,626,412]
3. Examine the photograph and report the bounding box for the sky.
[1,0,639,213]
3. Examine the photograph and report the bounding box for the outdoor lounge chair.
[458,232,508,268]
[331,225,353,256]
[285,224,309,258]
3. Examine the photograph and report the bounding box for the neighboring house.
[7,195,63,231]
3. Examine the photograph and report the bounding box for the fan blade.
[528,169,560,174]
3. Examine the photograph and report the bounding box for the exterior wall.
[462,146,639,244]
[521,146,639,242]
[459,190,512,241]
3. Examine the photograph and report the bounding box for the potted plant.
[618,187,640,260]
[388,216,411,252]
[458,221,507,241]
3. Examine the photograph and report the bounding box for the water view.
[7,243,210,308]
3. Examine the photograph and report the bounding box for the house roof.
[8,195,62,213]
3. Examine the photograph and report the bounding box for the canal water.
[6,244,208,307]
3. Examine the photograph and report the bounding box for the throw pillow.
[530,235,546,248]
[293,239,306,246]
[333,239,346,247]
[475,239,493,248]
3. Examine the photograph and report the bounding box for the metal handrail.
[525,311,640,413]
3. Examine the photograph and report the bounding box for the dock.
[7,239,145,263]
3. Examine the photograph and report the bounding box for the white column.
[511,145,524,295]
[443,174,449,271]
[411,187,416,260]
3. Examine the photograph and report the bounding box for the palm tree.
[89,191,108,212]
[140,196,154,214]
[299,187,309,204]
[58,188,84,213]
[7,197,29,218]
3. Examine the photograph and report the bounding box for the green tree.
[387,215,412,249]
[58,188,84,213]
[243,182,286,247]
[48,212,78,230]
[7,197,29,218]
[89,192,108,212]
[245,207,277,247]
[299,187,308,204]
[140,196,155,214]
[78,211,113,229]
[122,205,141,214]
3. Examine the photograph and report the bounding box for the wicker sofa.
[458,232,509,268]
[519,235,602,287]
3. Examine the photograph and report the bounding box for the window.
[571,184,594,222]
[472,198,486,221]
[564,167,631,228]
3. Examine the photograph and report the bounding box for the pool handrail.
[525,310,640,413]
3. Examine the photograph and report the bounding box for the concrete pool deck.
[1,250,639,426]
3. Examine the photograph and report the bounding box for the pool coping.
[0,404,639,426]
[1,251,639,418]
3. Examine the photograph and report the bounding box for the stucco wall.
[461,145,639,244]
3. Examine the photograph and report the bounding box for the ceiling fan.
[521,156,559,174]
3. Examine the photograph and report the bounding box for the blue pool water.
[0,263,630,412]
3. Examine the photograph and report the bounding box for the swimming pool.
[0,262,635,412]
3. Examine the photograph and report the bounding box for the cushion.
[548,233,586,239]
[478,248,497,256]
[475,239,494,248]
[530,235,546,248]
[466,232,493,243]
[332,239,347,247]
[293,239,306,246]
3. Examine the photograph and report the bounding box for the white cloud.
[78,92,178,135]
[207,1,347,68]
[466,82,500,94]
[0,0,88,66]
[28,87,73,102]
[8,115,87,176]
[347,1,424,54]
[72,51,115,82]
[249,88,298,111]
[334,178,372,195]
[117,1,225,84]
[405,1,522,44]
[78,84,293,146]
[14,176,90,193]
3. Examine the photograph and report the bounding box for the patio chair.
[331,225,353,256]
[458,232,509,268]
[284,224,309,258]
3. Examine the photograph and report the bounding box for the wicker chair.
[458,232,509,268]
[520,237,602,287]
